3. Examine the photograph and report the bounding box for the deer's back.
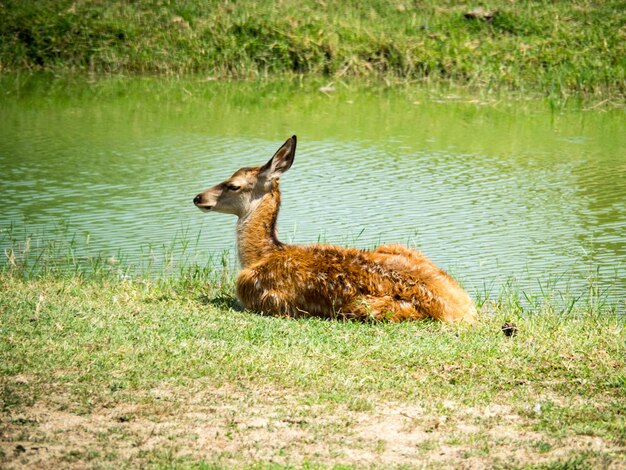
[236,243,475,322]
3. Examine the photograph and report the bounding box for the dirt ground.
[2,380,624,469]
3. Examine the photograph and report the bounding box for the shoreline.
[2,72,625,112]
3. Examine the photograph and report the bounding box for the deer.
[193,136,477,324]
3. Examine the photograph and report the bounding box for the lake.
[1,76,624,311]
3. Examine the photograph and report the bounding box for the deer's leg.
[343,295,429,322]
[375,244,477,324]
[237,269,293,316]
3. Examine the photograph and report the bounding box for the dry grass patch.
[2,380,625,469]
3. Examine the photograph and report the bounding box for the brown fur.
[194,136,477,324]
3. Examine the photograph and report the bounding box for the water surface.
[1,76,624,309]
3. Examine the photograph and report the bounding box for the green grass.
[1,0,625,102]
[1,242,625,467]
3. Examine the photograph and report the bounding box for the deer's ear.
[260,135,296,180]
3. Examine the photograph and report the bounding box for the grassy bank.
[1,263,625,467]
[1,1,625,101]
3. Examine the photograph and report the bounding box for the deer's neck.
[236,182,284,268]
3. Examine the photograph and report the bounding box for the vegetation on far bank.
[1,0,625,101]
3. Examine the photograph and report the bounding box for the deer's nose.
[193,195,202,205]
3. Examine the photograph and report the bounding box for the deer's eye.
[226,184,241,191]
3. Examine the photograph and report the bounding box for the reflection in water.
[0,77,624,309]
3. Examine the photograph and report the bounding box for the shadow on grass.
[200,293,244,312]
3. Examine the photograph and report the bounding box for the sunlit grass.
[1,228,624,467]
[1,270,624,467]
[0,221,234,285]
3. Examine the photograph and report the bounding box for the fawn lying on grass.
[193,136,476,323]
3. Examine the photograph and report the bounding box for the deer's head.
[193,136,296,218]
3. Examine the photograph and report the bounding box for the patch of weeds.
[461,442,491,458]
[61,449,86,463]
[610,373,626,391]
[531,440,553,453]
[0,381,36,412]
[528,452,602,469]
[347,397,374,412]
[417,439,437,452]
[85,449,101,461]
[195,462,227,470]
[373,438,386,454]
[530,400,626,443]
[9,417,38,426]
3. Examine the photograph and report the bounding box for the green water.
[1,76,624,308]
